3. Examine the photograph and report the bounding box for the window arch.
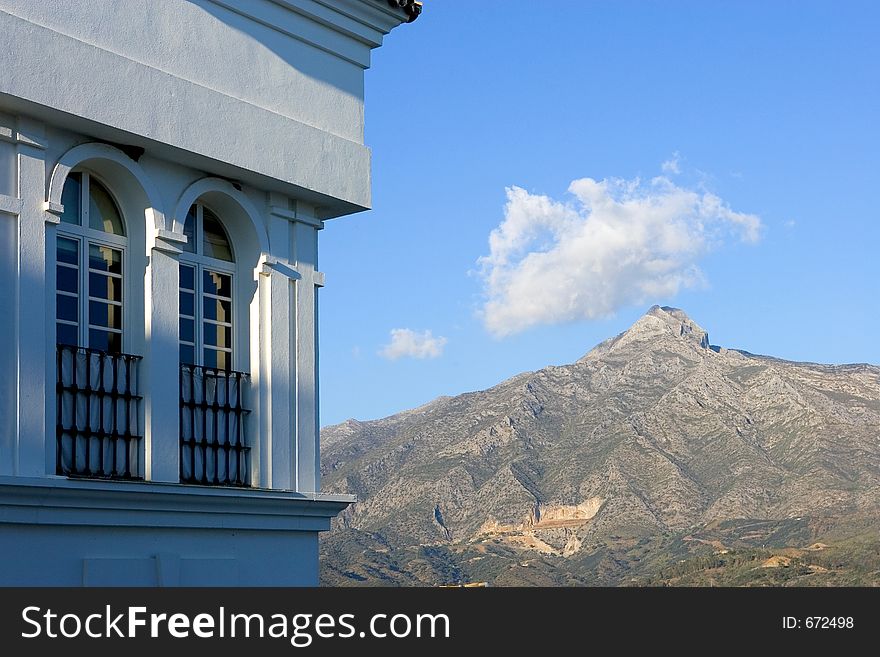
[55,171,127,353]
[54,169,142,481]
[179,202,236,371]
[178,201,249,487]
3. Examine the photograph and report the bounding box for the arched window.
[54,170,141,481]
[178,202,235,370]
[178,202,248,487]
[55,171,127,353]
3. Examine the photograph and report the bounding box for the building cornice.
[215,0,419,63]
[384,0,422,23]
[0,477,355,533]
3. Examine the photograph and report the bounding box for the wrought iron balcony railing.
[56,344,143,479]
[179,364,250,486]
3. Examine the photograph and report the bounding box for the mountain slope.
[320,306,880,586]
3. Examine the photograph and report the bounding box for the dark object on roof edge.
[387,0,422,23]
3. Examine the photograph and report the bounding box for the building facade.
[0,0,419,586]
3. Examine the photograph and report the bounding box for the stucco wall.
[1,0,367,142]
[0,477,351,586]
[0,524,320,586]
[0,0,406,216]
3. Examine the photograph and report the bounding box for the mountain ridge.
[320,306,880,586]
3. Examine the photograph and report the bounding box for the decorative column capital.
[260,256,302,281]
[268,205,324,230]
[0,195,24,217]
[152,229,188,255]
[42,200,61,224]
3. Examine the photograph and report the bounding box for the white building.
[0,0,420,586]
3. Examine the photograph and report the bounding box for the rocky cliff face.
[320,306,880,586]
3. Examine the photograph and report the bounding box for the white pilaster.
[0,113,16,197]
[16,118,48,476]
[144,230,186,482]
[292,208,323,493]
[258,263,297,489]
[0,117,18,476]
[0,207,18,476]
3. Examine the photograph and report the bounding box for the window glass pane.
[56,294,78,323]
[216,325,231,349]
[202,348,217,369]
[204,322,216,346]
[180,290,194,317]
[180,317,195,344]
[179,264,195,291]
[57,237,79,265]
[57,265,78,293]
[89,300,122,330]
[203,348,231,371]
[204,297,232,323]
[203,270,231,298]
[57,323,78,346]
[88,179,125,236]
[202,207,233,261]
[182,205,196,254]
[89,244,122,275]
[203,323,233,349]
[179,344,195,365]
[89,272,122,302]
[109,331,121,354]
[89,329,121,354]
[60,173,81,226]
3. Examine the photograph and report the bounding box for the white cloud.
[478,173,762,337]
[784,219,796,229]
[661,152,681,175]
[380,329,447,360]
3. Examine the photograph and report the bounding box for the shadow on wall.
[184,0,368,101]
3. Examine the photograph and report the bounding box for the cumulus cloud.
[380,329,447,360]
[661,152,681,175]
[478,173,762,337]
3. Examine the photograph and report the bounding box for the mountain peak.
[321,303,880,587]
[581,305,710,361]
[644,305,707,337]
[646,304,690,321]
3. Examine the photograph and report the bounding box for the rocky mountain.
[320,306,880,586]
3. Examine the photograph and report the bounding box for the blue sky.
[318,1,880,427]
